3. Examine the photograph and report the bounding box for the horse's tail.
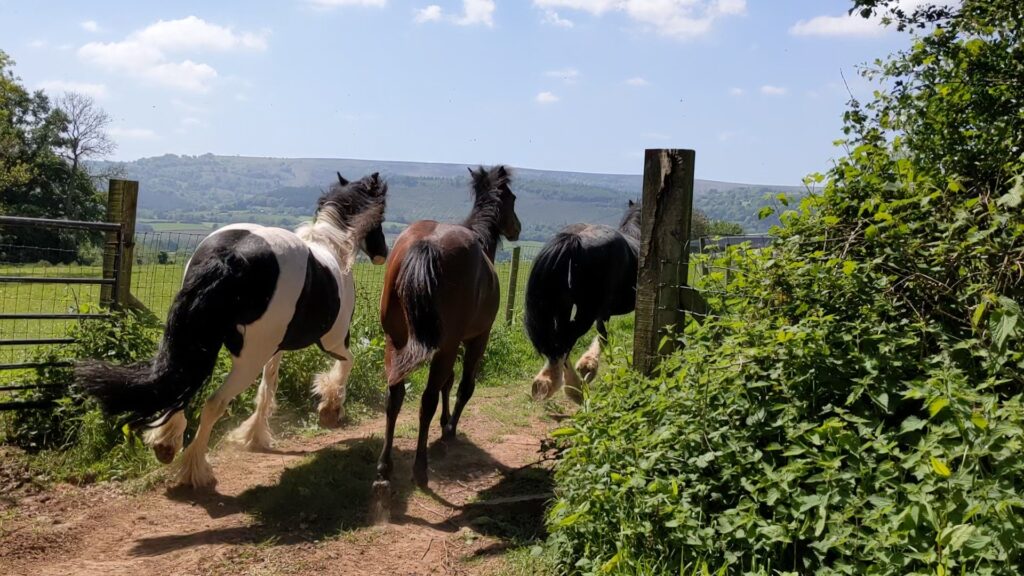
[75,256,239,425]
[389,240,443,384]
[525,232,584,362]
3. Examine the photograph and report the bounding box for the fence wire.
[0,224,120,369]
[128,232,539,324]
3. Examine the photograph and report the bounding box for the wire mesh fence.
[127,232,540,326]
[0,217,121,373]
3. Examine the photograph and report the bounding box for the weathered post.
[100,179,139,309]
[505,246,521,324]
[632,149,695,375]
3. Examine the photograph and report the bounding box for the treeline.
[0,51,111,264]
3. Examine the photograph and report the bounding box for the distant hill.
[91,154,804,238]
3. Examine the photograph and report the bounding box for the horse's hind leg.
[443,333,489,441]
[228,352,283,451]
[439,371,455,431]
[413,348,458,488]
[372,373,406,523]
[576,319,608,383]
[532,356,565,401]
[315,331,353,428]
[176,360,263,488]
[144,410,186,464]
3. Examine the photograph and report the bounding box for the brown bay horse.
[373,165,521,510]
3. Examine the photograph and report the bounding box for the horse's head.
[619,199,641,240]
[468,165,521,242]
[317,172,389,263]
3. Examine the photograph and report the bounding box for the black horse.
[525,201,640,402]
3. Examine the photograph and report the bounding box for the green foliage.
[547,1,1024,574]
[0,50,105,262]
[3,311,160,481]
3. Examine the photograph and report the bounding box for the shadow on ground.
[130,434,552,557]
[453,463,554,558]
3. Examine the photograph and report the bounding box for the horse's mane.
[296,173,387,271]
[619,200,641,240]
[463,165,512,249]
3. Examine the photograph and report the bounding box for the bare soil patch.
[0,387,562,576]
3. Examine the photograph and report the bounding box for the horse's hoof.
[370,480,392,525]
[531,378,551,401]
[576,359,599,383]
[153,444,177,465]
[318,407,344,429]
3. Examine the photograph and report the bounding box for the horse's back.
[560,222,639,317]
[189,224,333,357]
[384,221,499,344]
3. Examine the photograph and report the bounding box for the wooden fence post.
[100,179,139,309]
[505,246,521,324]
[632,149,695,376]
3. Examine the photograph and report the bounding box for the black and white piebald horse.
[76,172,388,488]
[525,200,640,403]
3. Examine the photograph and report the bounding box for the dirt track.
[0,387,561,576]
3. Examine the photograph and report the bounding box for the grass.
[138,220,216,232]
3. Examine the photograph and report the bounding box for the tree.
[548,1,1024,573]
[54,91,115,172]
[1,50,104,262]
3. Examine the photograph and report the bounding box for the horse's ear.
[628,199,635,207]
[367,172,386,196]
[336,172,349,186]
[496,165,507,177]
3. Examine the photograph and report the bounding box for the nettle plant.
[547,1,1023,574]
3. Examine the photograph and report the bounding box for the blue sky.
[0,0,919,184]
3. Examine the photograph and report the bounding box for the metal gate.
[0,215,124,410]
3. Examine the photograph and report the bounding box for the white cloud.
[415,5,444,22]
[28,39,47,49]
[626,77,649,87]
[416,1,496,28]
[456,0,496,27]
[717,130,735,141]
[536,91,560,103]
[729,87,744,96]
[789,14,884,38]
[789,1,958,38]
[308,0,387,9]
[546,68,580,84]
[77,16,267,93]
[532,0,747,39]
[80,20,101,33]
[109,127,158,140]
[760,85,787,96]
[37,80,109,99]
[542,10,574,27]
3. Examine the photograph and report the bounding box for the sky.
[0,0,922,185]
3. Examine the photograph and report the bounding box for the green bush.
[3,310,161,481]
[547,1,1024,573]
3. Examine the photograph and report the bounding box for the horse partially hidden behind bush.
[526,200,640,402]
[76,172,388,488]
[372,165,521,516]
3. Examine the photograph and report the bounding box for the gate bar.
[0,338,76,346]
[0,215,121,232]
[0,313,109,320]
[0,276,116,285]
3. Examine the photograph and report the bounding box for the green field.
[138,220,217,233]
[0,256,535,374]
